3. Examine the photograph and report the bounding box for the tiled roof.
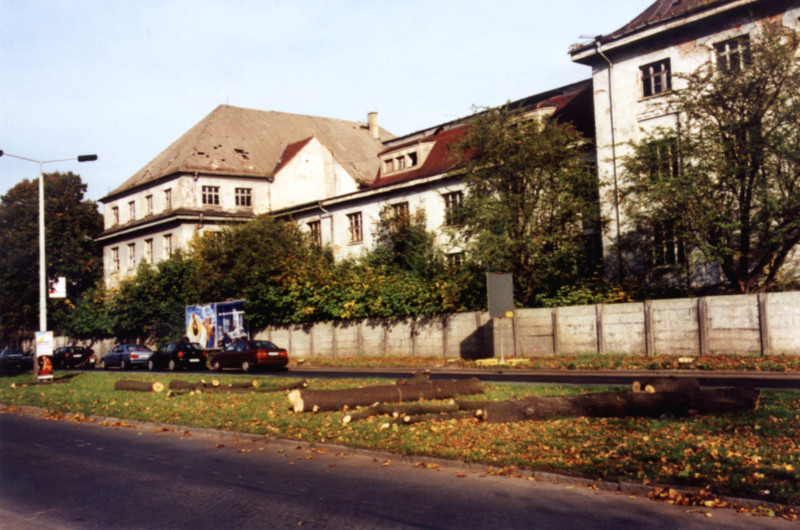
[367,80,594,191]
[601,0,749,42]
[101,105,393,202]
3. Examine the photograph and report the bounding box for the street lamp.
[0,150,97,378]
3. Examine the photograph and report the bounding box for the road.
[0,409,794,529]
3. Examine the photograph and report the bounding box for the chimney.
[368,112,379,139]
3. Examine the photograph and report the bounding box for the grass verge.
[1,371,797,519]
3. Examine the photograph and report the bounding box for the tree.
[368,205,445,281]
[622,29,800,293]
[450,105,600,307]
[0,172,102,344]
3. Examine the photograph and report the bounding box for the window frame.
[164,188,173,209]
[163,233,173,257]
[307,220,322,246]
[640,58,672,98]
[347,212,363,244]
[714,35,750,74]
[111,247,120,272]
[127,242,136,269]
[443,191,464,226]
[235,187,252,207]
[202,185,220,206]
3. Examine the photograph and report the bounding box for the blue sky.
[1,0,650,203]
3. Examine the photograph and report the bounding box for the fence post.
[644,301,655,356]
[551,308,560,356]
[698,298,709,356]
[758,293,771,356]
[442,315,449,360]
[357,320,364,358]
[595,304,605,355]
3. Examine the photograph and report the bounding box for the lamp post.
[0,150,97,378]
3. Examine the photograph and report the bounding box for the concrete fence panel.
[766,292,800,355]
[650,298,701,356]
[706,294,760,354]
[556,305,598,355]
[602,302,647,355]
[515,308,556,356]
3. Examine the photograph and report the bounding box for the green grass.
[1,371,798,514]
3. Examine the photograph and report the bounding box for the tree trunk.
[476,387,760,423]
[114,379,164,392]
[342,401,461,424]
[632,376,701,393]
[287,377,484,413]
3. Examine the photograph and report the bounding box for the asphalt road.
[0,409,795,529]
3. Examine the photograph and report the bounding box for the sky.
[0,0,651,204]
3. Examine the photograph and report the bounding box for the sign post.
[486,272,514,364]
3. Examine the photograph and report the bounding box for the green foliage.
[0,172,102,344]
[450,104,601,307]
[369,205,445,281]
[621,29,800,293]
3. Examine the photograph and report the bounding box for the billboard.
[186,300,248,349]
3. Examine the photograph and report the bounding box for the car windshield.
[129,345,150,351]
[251,341,278,349]
[178,343,201,352]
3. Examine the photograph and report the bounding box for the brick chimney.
[368,112,379,139]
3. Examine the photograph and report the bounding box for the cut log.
[342,401,460,424]
[169,380,203,391]
[114,379,164,392]
[477,387,760,423]
[287,377,484,413]
[632,376,700,393]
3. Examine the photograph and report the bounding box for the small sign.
[49,277,66,298]
[505,311,514,318]
[35,331,54,381]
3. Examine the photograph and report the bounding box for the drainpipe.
[596,40,624,284]
[318,200,334,246]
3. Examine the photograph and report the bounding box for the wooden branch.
[114,380,164,393]
[288,378,484,413]
[632,376,700,393]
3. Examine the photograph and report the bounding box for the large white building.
[569,0,800,283]
[97,105,393,285]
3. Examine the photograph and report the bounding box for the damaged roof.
[368,79,593,191]
[101,105,394,202]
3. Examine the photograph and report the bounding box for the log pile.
[305,375,760,425]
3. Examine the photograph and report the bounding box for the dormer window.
[383,150,420,175]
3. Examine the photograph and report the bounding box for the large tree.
[0,172,103,344]
[622,29,800,293]
[450,105,600,307]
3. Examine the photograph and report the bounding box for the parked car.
[100,344,154,370]
[52,346,96,369]
[209,340,288,372]
[148,342,207,371]
[0,349,33,373]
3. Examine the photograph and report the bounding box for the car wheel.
[119,359,127,370]
[168,359,177,371]
[147,359,155,371]
[100,359,108,370]
[210,360,220,371]
[241,360,251,372]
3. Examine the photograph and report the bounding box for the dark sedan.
[53,346,96,369]
[209,340,288,372]
[148,342,207,371]
[100,344,154,370]
[0,349,33,373]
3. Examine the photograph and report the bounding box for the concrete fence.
[257,291,800,359]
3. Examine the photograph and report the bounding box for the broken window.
[347,212,363,243]
[715,35,750,74]
[307,220,321,246]
[641,59,671,97]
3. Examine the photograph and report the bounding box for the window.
[446,252,465,269]
[127,243,136,269]
[202,186,220,205]
[144,239,153,263]
[307,220,321,246]
[641,59,671,97]
[653,220,685,267]
[408,152,418,167]
[145,195,153,215]
[235,188,252,207]
[163,234,173,257]
[715,35,750,74]
[111,206,119,226]
[111,247,120,272]
[391,201,409,221]
[443,191,463,225]
[128,200,136,221]
[395,156,406,171]
[347,212,363,243]
[164,188,172,209]
[384,159,394,173]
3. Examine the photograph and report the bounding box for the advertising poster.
[216,300,248,347]
[185,304,217,349]
[35,331,54,380]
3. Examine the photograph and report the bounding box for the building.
[273,80,596,264]
[97,105,393,285]
[569,0,800,283]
